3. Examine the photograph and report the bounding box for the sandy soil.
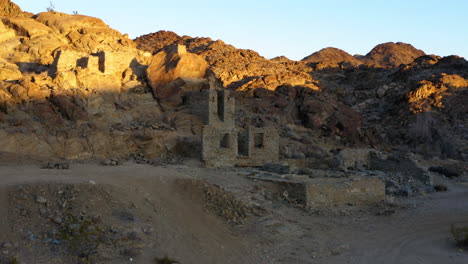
[0,161,467,264]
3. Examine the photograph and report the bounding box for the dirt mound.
[0,170,262,263]
[302,47,362,69]
[363,42,426,67]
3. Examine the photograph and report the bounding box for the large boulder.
[146,44,208,98]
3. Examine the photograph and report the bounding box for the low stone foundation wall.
[304,177,385,208]
[255,174,385,209]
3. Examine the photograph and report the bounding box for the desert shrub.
[46,1,55,12]
[155,256,179,264]
[433,184,448,192]
[451,224,468,248]
[59,213,104,262]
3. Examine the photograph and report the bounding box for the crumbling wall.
[335,148,379,170]
[305,177,385,208]
[101,51,135,75]
[54,49,87,72]
[216,89,235,127]
[236,126,279,166]
[202,126,238,167]
[196,89,278,167]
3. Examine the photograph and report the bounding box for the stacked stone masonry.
[261,176,385,209]
[53,49,135,77]
[194,88,279,167]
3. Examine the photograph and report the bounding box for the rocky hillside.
[312,54,468,160]
[135,31,318,91]
[0,0,27,17]
[0,1,164,160]
[301,47,362,69]
[362,42,426,68]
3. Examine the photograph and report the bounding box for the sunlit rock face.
[301,47,363,69]
[361,42,426,68]
[407,74,468,113]
[136,31,319,91]
[146,44,208,98]
[0,3,167,160]
[0,0,25,17]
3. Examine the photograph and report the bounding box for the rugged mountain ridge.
[135,31,318,91]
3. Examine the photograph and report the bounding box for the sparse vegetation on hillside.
[46,1,55,12]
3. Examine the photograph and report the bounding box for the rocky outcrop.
[407,74,468,113]
[302,47,362,69]
[0,58,22,80]
[34,12,135,53]
[135,30,182,54]
[362,42,425,68]
[146,44,208,99]
[0,0,25,17]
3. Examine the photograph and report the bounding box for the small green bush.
[434,184,448,192]
[59,213,104,261]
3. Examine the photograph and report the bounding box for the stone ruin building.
[51,48,141,90]
[187,88,279,168]
[53,49,136,75]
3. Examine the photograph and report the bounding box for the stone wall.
[54,50,135,75]
[101,51,136,75]
[304,177,385,208]
[54,49,87,73]
[195,88,279,168]
[236,126,280,166]
[201,125,238,167]
[186,89,236,126]
[278,176,385,209]
[335,148,378,170]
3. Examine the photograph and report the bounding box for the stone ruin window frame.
[253,133,265,149]
[220,133,230,149]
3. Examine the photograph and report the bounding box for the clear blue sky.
[15,0,468,60]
